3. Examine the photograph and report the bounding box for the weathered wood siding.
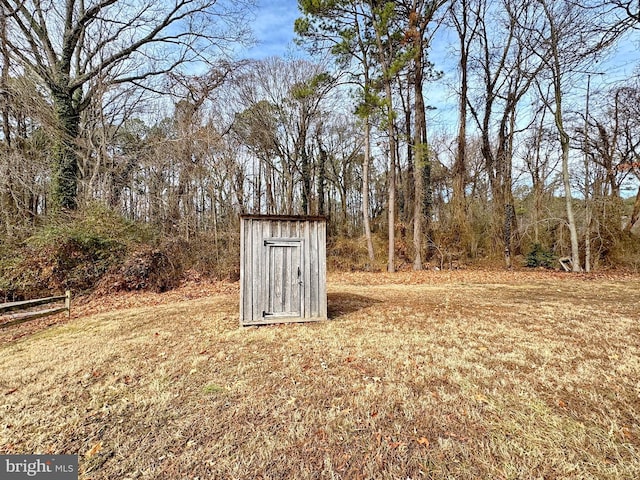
[240,215,327,325]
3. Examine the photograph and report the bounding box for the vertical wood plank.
[266,244,272,313]
[304,220,312,318]
[253,219,262,322]
[296,241,303,317]
[317,220,324,318]
[312,220,320,317]
[282,245,289,313]
[268,244,275,313]
[240,218,246,325]
[318,219,327,319]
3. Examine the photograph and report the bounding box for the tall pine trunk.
[363,117,375,265]
[384,79,397,273]
[412,51,429,270]
[412,22,423,270]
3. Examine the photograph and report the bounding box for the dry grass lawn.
[1,270,639,479]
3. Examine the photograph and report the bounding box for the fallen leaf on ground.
[476,394,489,404]
[86,442,103,458]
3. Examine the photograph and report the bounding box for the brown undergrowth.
[1,270,638,479]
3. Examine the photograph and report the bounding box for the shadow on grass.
[327,292,381,320]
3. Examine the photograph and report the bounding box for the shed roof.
[240,214,327,222]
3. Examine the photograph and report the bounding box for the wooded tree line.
[1,0,639,275]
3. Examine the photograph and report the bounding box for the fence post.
[65,290,71,318]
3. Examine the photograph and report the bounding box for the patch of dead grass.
[1,270,639,479]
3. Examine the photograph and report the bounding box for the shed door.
[263,239,303,318]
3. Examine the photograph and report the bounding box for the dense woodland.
[1,0,640,298]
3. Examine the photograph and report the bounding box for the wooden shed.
[240,215,327,326]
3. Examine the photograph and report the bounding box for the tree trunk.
[266,160,275,214]
[503,108,517,268]
[0,6,10,149]
[583,75,592,272]
[550,47,581,271]
[369,3,398,273]
[584,205,592,272]
[301,146,312,215]
[385,80,397,273]
[0,7,13,234]
[533,180,542,243]
[318,139,327,216]
[561,133,581,272]
[402,82,413,224]
[452,63,468,248]
[555,114,581,271]
[504,204,515,268]
[363,116,375,265]
[255,157,262,213]
[384,134,397,273]
[412,42,429,271]
[451,0,469,249]
[51,91,81,210]
[286,162,295,215]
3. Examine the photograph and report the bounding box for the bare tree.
[582,81,640,233]
[234,57,335,215]
[522,97,559,245]
[0,2,13,233]
[467,0,546,268]
[526,0,619,271]
[607,0,640,27]
[447,0,481,254]
[1,0,254,210]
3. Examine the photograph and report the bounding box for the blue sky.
[239,0,639,130]
[243,0,302,59]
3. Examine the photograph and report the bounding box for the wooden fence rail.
[0,290,71,329]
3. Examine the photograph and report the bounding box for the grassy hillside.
[1,270,639,479]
